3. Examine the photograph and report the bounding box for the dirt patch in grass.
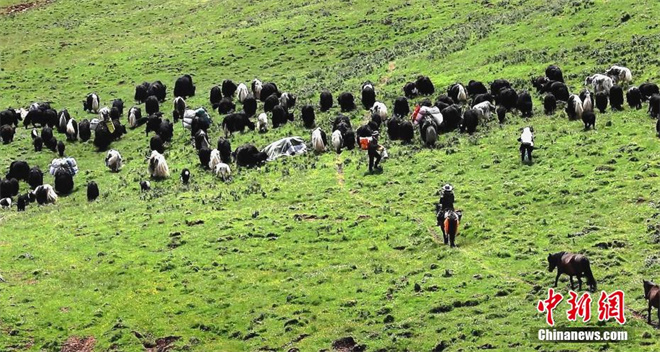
[60,336,96,352]
[293,214,329,221]
[144,336,180,352]
[1,0,53,15]
[332,336,366,352]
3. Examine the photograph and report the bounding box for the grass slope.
[2,0,660,350]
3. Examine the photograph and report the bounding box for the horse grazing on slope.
[547,252,597,292]
[643,280,660,325]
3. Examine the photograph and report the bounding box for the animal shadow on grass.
[364,168,384,176]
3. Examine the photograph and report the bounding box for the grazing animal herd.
[2,64,660,323]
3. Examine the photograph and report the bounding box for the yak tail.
[584,261,597,291]
[133,117,149,129]
[447,216,458,236]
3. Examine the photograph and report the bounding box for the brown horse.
[441,209,462,248]
[547,252,597,291]
[643,280,660,325]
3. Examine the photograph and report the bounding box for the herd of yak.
[2,64,660,206]
[3,64,660,323]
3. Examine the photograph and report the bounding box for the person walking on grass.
[368,131,383,173]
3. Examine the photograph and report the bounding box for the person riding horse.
[436,184,455,226]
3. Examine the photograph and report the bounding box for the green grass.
[2,0,660,350]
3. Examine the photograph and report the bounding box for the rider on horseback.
[436,184,455,226]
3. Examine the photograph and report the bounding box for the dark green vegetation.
[2,0,660,350]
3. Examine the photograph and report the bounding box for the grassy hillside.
[2,0,660,350]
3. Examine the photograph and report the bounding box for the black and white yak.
[448,83,468,104]
[370,102,388,120]
[33,184,57,205]
[214,163,231,181]
[83,93,100,113]
[331,130,343,153]
[105,149,123,172]
[361,82,376,109]
[128,106,142,128]
[57,109,70,133]
[585,74,614,95]
[147,150,170,179]
[605,65,632,85]
[251,79,263,100]
[580,90,593,113]
[173,97,186,122]
[65,118,78,141]
[237,83,249,103]
[180,169,191,184]
[311,128,327,153]
[566,94,584,120]
[257,113,268,133]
